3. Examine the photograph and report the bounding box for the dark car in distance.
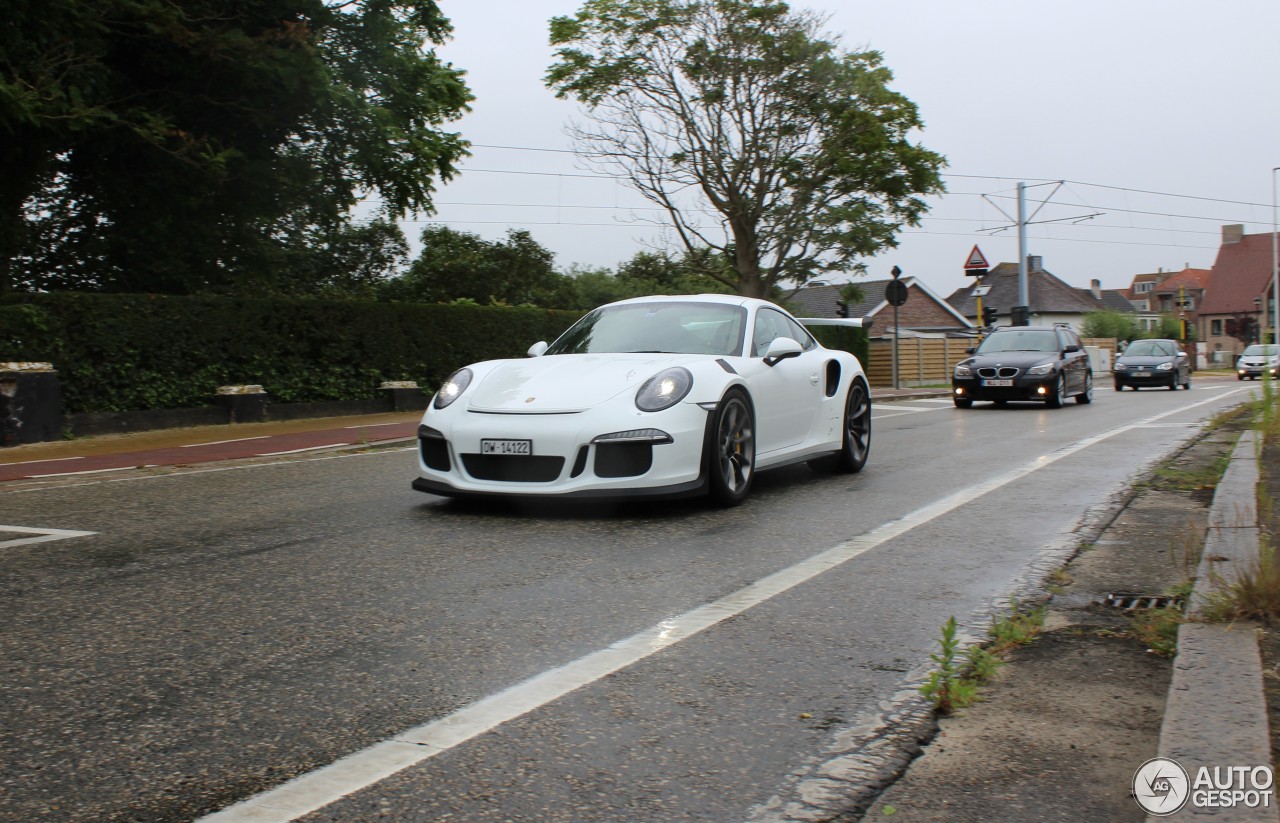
[1113,338,1191,391]
[952,324,1093,409]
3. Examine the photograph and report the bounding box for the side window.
[751,309,816,357]
[780,315,818,351]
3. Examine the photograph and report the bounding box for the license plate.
[982,379,1013,387]
[481,439,531,455]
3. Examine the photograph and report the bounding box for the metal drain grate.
[1103,592,1184,611]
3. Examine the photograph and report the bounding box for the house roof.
[1096,289,1138,313]
[786,279,971,327]
[1197,233,1277,315]
[946,262,1107,316]
[1152,267,1211,295]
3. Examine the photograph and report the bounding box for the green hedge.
[808,324,871,371]
[0,294,581,414]
[0,293,870,415]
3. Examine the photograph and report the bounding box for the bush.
[0,294,581,413]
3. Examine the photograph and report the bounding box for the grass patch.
[920,603,1046,715]
[1130,606,1184,656]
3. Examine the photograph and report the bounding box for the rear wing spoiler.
[797,317,866,329]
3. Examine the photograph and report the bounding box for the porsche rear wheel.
[707,389,755,507]
[834,377,871,472]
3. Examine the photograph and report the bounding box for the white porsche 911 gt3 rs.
[411,294,870,506]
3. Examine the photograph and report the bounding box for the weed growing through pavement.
[1130,606,1184,656]
[920,603,1046,715]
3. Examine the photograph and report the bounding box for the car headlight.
[433,368,473,410]
[636,367,692,412]
[1114,363,1127,371]
[1026,362,1054,376]
[954,363,973,378]
[1156,362,1173,371]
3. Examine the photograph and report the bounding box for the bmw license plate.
[982,379,1013,387]
[481,439,531,455]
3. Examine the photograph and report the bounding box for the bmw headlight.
[1026,362,1054,376]
[1156,362,1173,371]
[433,368,473,410]
[954,363,973,378]
[636,367,693,412]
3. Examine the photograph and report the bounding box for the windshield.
[976,329,1060,354]
[545,301,748,356]
[1242,345,1279,357]
[1123,340,1177,357]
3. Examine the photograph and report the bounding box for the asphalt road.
[0,376,1258,822]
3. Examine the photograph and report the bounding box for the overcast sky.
[421,0,1280,300]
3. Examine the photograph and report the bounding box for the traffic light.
[982,305,997,327]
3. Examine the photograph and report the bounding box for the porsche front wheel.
[707,389,755,507]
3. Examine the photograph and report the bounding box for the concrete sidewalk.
[0,388,952,482]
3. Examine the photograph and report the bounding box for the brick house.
[1197,225,1278,364]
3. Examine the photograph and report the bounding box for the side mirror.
[527,341,548,357]
[965,347,977,355]
[763,336,804,366]
[1064,344,1081,353]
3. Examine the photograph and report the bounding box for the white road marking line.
[0,524,96,548]
[3,456,84,466]
[255,443,348,457]
[181,436,271,448]
[198,388,1251,823]
[3,447,419,494]
[29,465,155,478]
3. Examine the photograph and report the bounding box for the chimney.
[1027,255,1043,271]
[1091,279,1101,299]
[1223,224,1244,244]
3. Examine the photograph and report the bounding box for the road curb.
[1150,429,1279,822]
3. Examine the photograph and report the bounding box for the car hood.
[467,353,694,413]
[1116,355,1173,366]
[964,350,1059,368]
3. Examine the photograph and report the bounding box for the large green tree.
[546,0,945,298]
[1,0,470,294]
[380,226,560,306]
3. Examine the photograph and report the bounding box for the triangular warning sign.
[964,245,989,270]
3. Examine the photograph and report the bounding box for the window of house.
[1212,319,1223,336]
[1136,282,1154,293]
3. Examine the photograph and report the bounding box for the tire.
[1114,380,1123,392]
[706,389,755,506]
[833,378,871,472]
[1168,378,1178,391]
[954,396,973,409]
[1045,374,1064,408]
[1075,372,1093,404]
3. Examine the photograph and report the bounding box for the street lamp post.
[1272,166,1279,347]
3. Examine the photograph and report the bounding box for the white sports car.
[411,294,871,506]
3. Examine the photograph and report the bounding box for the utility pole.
[1017,182,1029,324]
[980,182,1102,327]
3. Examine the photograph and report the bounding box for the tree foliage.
[1,0,471,294]
[380,226,560,306]
[546,0,946,298]
[1080,310,1140,341]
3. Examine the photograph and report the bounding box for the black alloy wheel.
[707,389,755,506]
